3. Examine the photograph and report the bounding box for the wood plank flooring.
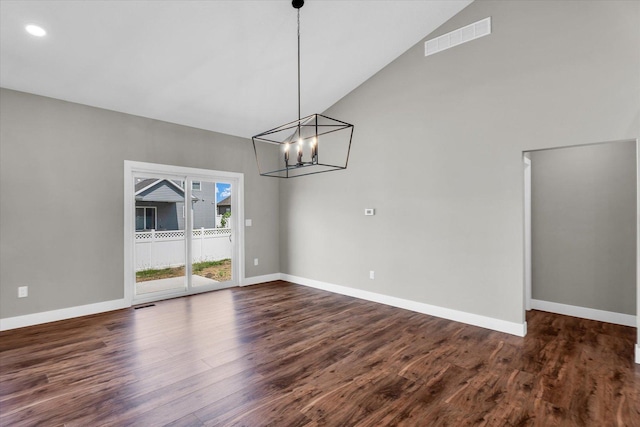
[1,281,638,426]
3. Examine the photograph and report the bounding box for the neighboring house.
[135,178,191,231]
[217,196,231,215]
[134,178,223,231]
[190,180,221,229]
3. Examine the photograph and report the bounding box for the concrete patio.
[136,274,219,295]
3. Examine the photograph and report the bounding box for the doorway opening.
[523,139,639,363]
[124,161,244,304]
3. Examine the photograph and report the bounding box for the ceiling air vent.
[425,17,491,57]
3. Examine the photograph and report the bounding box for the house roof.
[135,178,164,193]
[135,178,198,202]
[218,196,231,207]
[135,178,186,194]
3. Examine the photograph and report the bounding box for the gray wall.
[0,88,279,319]
[531,142,637,315]
[280,0,639,326]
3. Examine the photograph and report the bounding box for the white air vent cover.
[425,17,491,57]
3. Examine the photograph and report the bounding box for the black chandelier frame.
[251,0,354,179]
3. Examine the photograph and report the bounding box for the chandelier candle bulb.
[297,145,303,165]
[311,137,317,161]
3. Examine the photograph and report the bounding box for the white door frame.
[636,138,640,364]
[124,160,245,305]
[523,154,532,311]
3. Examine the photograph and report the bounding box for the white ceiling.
[0,0,472,138]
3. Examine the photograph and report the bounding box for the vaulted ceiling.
[0,1,472,138]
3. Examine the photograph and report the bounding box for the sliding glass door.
[126,163,242,304]
[133,174,188,298]
[191,179,234,288]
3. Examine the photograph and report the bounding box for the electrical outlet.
[369,271,375,279]
[254,258,259,266]
[18,286,28,298]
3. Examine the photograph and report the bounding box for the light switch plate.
[245,219,252,226]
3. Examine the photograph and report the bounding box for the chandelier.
[252,0,354,178]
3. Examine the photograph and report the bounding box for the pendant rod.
[297,7,301,122]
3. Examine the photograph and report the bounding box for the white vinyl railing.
[135,227,231,271]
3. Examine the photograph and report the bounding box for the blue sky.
[216,183,231,203]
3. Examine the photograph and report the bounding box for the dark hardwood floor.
[0,281,638,426]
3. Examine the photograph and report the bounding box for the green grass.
[136,259,231,282]
[192,259,229,273]
[136,267,178,280]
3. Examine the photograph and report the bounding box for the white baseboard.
[242,273,282,286]
[0,298,129,331]
[0,273,281,331]
[13,275,636,355]
[531,299,636,327]
[282,274,527,337]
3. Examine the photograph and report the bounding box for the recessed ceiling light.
[25,24,46,37]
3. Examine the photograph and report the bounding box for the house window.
[192,181,201,191]
[135,206,157,231]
